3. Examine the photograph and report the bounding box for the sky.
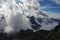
[39,0,60,14]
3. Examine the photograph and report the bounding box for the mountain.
[0,9,59,33]
[27,11,59,31]
[0,22,60,40]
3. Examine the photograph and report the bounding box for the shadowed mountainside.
[0,22,60,40]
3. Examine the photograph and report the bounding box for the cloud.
[36,11,59,31]
[40,18,58,31]
[42,11,60,19]
[9,13,32,32]
[4,26,14,33]
[0,0,40,33]
[38,0,44,1]
[40,6,60,9]
[51,0,60,4]
[0,0,59,33]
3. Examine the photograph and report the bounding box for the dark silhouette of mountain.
[0,22,60,40]
[27,16,41,30]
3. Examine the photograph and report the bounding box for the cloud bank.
[0,0,59,33]
[0,0,40,33]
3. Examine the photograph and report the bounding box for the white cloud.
[0,0,40,33]
[51,0,60,4]
[42,11,60,19]
[40,18,58,31]
[38,0,44,1]
[4,26,14,33]
[37,11,59,31]
[0,0,59,33]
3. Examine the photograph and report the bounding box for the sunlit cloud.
[0,0,59,33]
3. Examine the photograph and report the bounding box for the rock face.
[28,16,41,30]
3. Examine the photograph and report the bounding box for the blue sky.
[39,0,60,14]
